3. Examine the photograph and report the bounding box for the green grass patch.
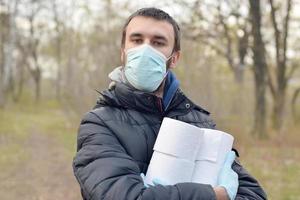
[240,145,300,200]
[0,143,28,172]
[39,110,78,154]
[0,98,79,169]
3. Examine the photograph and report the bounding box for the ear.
[169,51,180,69]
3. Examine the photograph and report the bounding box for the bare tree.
[51,0,63,101]
[11,49,27,102]
[0,4,8,107]
[22,0,45,101]
[215,0,250,83]
[268,0,294,131]
[183,0,250,84]
[249,0,268,137]
[292,87,300,123]
[0,0,19,107]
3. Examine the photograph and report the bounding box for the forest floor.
[0,99,81,200]
[0,98,299,200]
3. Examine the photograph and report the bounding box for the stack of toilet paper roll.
[144,117,234,186]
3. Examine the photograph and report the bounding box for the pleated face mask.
[124,44,172,92]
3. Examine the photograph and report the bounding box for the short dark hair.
[121,7,181,52]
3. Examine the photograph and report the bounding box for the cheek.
[124,39,136,50]
[162,48,173,57]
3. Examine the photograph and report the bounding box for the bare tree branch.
[269,0,282,69]
[282,0,292,85]
[217,0,236,71]
[292,87,300,122]
[266,64,276,98]
[283,0,292,64]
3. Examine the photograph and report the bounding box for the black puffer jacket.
[73,81,267,200]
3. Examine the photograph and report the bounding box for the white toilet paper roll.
[145,152,195,186]
[192,128,234,186]
[153,118,204,161]
[145,118,234,187]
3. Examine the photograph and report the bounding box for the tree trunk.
[0,80,4,108]
[272,86,286,131]
[55,36,62,101]
[12,61,25,102]
[249,0,268,138]
[0,13,5,108]
[1,0,19,107]
[0,45,4,107]
[253,75,267,137]
[35,69,41,102]
[268,0,292,132]
[56,67,61,100]
[52,0,62,101]
[292,88,300,123]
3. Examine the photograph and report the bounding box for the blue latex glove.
[140,173,167,187]
[217,151,239,200]
[140,173,149,187]
[152,178,167,186]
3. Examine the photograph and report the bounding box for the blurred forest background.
[0,0,300,199]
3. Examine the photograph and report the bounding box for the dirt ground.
[0,132,82,200]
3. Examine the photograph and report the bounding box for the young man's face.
[121,16,180,69]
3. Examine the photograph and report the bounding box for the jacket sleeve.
[233,158,267,200]
[73,111,217,200]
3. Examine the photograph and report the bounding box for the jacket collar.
[163,71,179,111]
[98,81,186,115]
[98,69,209,116]
[107,67,180,111]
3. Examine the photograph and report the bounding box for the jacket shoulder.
[177,101,216,129]
[81,103,123,125]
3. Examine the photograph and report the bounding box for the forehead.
[126,16,175,41]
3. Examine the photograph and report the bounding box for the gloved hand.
[217,151,239,200]
[140,173,149,187]
[140,173,167,187]
[152,178,167,186]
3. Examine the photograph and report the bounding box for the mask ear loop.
[166,47,177,67]
[163,70,170,79]
[166,50,174,61]
[163,54,173,80]
[166,51,175,71]
[121,66,132,86]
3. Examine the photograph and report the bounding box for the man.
[73,7,267,200]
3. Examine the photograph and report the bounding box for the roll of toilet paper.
[144,152,195,186]
[153,118,204,161]
[145,118,234,186]
[192,128,234,186]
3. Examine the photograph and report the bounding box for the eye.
[132,38,143,44]
[152,41,165,47]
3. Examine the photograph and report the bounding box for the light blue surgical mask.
[124,44,172,92]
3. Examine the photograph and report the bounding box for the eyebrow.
[129,33,143,38]
[129,32,168,42]
[153,35,168,42]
